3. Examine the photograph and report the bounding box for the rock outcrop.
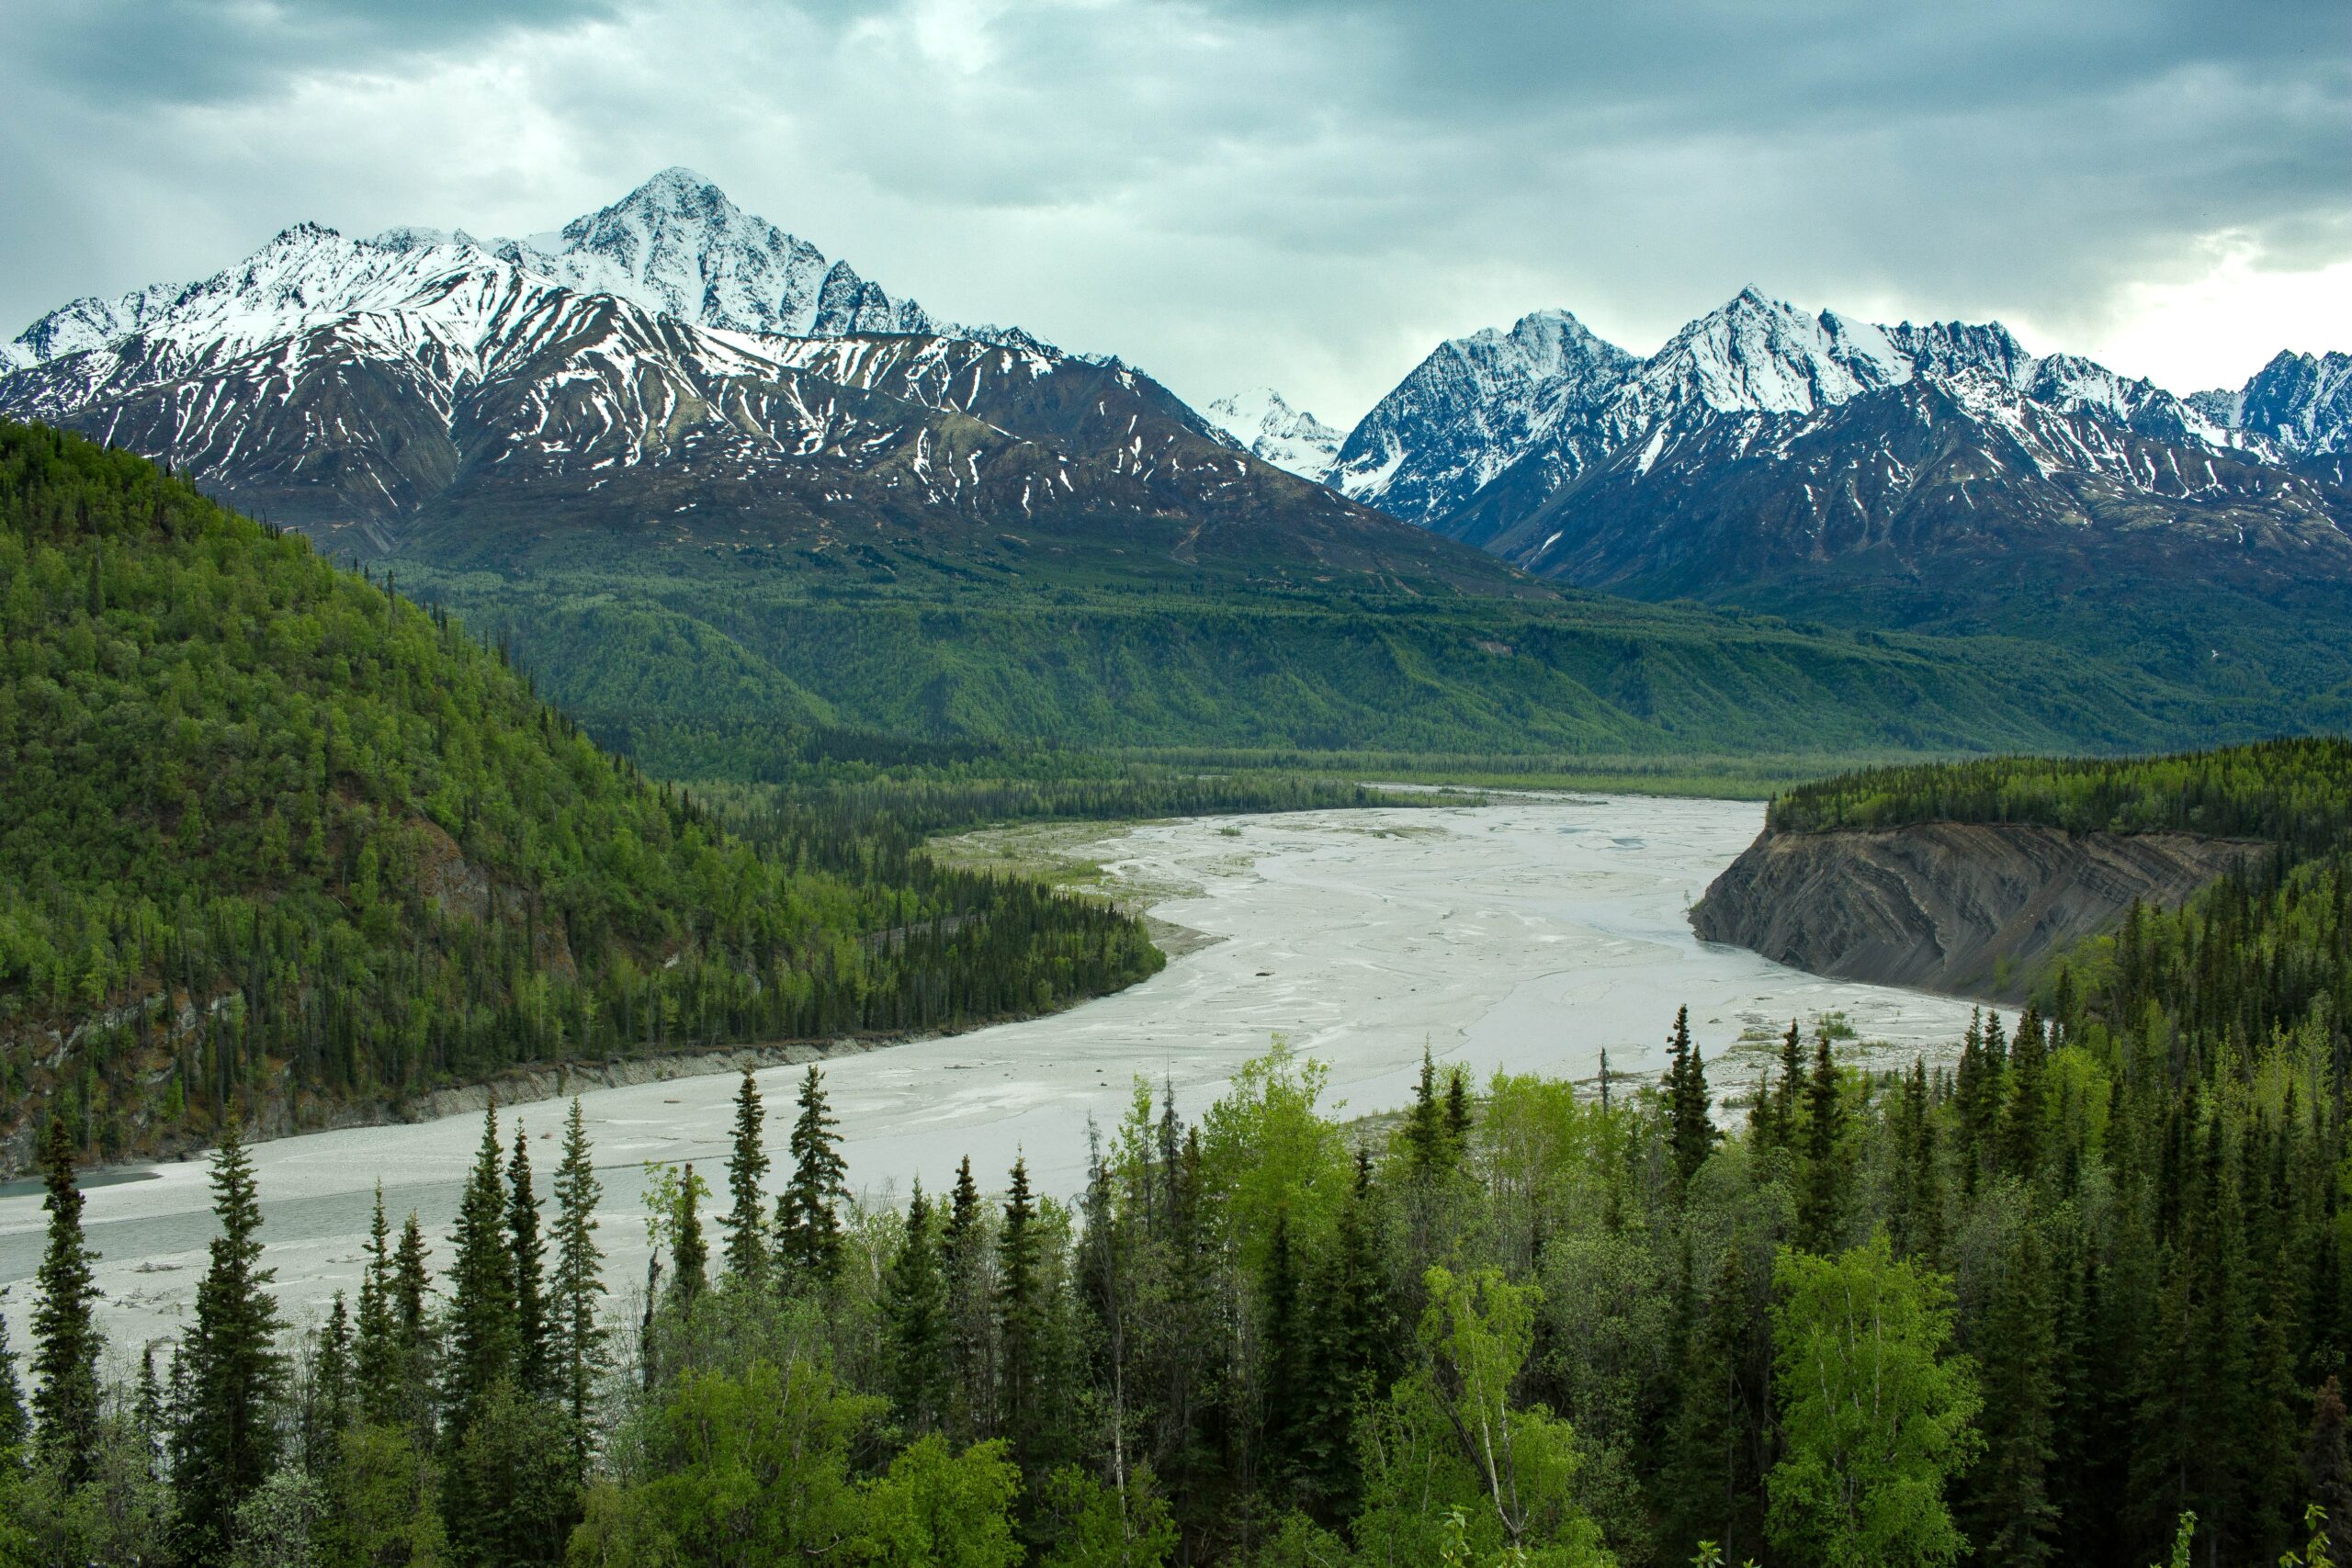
[1691,822,2260,1000]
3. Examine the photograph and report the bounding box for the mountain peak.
[1204,386,1343,479]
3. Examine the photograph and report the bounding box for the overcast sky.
[3,0,2346,424]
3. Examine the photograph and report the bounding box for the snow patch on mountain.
[1202,387,1343,479]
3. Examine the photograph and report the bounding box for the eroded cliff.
[1690,821,2258,1000]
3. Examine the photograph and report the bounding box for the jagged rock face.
[1203,386,1343,479]
[1691,821,2259,999]
[2195,348,2352,464]
[0,175,1535,589]
[1327,308,1639,524]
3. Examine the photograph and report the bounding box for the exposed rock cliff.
[1691,822,2259,1000]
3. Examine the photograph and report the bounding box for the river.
[0,794,1980,1356]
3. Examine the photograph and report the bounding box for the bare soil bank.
[1691,821,2260,1001]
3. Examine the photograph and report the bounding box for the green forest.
[0,423,1173,1168]
[6,739,2350,1566]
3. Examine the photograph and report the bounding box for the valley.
[0,793,1977,1347]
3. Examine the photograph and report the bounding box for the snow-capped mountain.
[1327,309,1638,524]
[1203,387,1343,479]
[0,175,1514,592]
[2192,349,2352,471]
[1,169,942,381]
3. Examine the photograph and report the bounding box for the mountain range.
[6,168,2350,755]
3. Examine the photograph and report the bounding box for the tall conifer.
[172,1114,288,1567]
[549,1097,607,1464]
[885,1179,949,1436]
[31,1115,102,1483]
[777,1066,848,1283]
[510,1122,550,1398]
[721,1067,770,1281]
[443,1106,518,1435]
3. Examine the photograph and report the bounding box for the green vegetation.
[1770,735,2352,852]
[393,544,2283,787]
[0,423,1160,1167]
[6,739,2349,1565]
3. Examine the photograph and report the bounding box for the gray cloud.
[2,0,2346,423]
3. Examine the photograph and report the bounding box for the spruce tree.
[1303,1148,1391,1508]
[2304,1376,2352,1564]
[306,1293,356,1472]
[354,1184,400,1424]
[549,1097,607,1467]
[1795,1029,1847,1253]
[2000,1007,2049,1181]
[721,1066,771,1282]
[135,1341,165,1480]
[31,1114,102,1485]
[885,1179,950,1436]
[0,1311,26,1461]
[172,1113,288,1568]
[1667,1006,1718,1191]
[510,1122,550,1399]
[668,1163,709,1307]
[1400,1044,1448,1173]
[391,1212,437,1430]
[1259,1205,1307,1486]
[1968,1214,2061,1565]
[943,1155,993,1444]
[777,1066,849,1284]
[1442,1068,1473,1156]
[443,1106,518,1436]
[1771,1019,1804,1147]
[1661,1247,1770,1564]
[996,1156,1049,1478]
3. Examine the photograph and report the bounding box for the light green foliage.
[1767,1235,1982,1568]
[1354,1266,1611,1568]
[318,1422,450,1568]
[1197,1038,1351,1264]
[855,1434,1024,1568]
[1036,1462,1179,1568]
[566,1358,879,1568]
[230,1464,325,1568]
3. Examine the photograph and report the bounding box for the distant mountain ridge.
[0,171,1519,592]
[1203,386,1343,479]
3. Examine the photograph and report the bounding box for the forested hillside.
[0,423,1163,1170]
[6,740,2346,1566]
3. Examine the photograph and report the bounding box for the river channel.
[0,794,1981,1352]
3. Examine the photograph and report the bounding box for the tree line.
[0,421,1162,1167]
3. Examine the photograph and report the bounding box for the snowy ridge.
[2197,349,2352,458]
[1203,387,1344,479]
[1329,308,1639,521]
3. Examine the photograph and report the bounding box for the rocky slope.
[1690,820,2258,999]
[0,177,1525,591]
[1204,386,1344,479]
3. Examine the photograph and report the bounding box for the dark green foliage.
[442,1107,518,1433]
[0,422,1162,1167]
[1665,1005,1717,1192]
[510,1122,550,1399]
[885,1179,950,1437]
[549,1096,607,1456]
[0,1307,26,1460]
[30,1115,101,1484]
[777,1066,848,1285]
[720,1066,769,1282]
[171,1115,288,1566]
[1795,1029,1847,1253]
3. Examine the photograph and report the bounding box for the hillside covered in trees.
[0,423,1168,1170]
[4,742,2348,1567]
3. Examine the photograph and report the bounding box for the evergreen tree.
[1442,1067,1474,1154]
[1771,1019,1805,1150]
[1795,1030,1848,1253]
[1999,1007,2049,1181]
[1662,1247,1771,1564]
[305,1293,356,1472]
[886,1179,950,1436]
[1400,1043,1450,1173]
[1259,1205,1307,1485]
[31,1114,102,1485]
[1967,1213,2061,1565]
[510,1122,550,1399]
[0,1311,26,1461]
[997,1156,1050,1477]
[721,1066,771,1282]
[443,1106,518,1436]
[777,1066,849,1284]
[1667,1006,1718,1191]
[391,1212,437,1431]
[355,1184,400,1425]
[943,1155,995,1445]
[135,1341,165,1480]
[669,1163,709,1307]
[1303,1147,1391,1509]
[549,1097,607,1465]
[172,1114,288,1568]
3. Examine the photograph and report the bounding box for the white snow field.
[0,795,1976,1351]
